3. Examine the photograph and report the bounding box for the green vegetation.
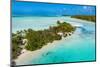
[12,21,76,59]
[12,33,22,59]
[71,15,96,22]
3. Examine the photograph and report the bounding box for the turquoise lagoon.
[12,16,96,65]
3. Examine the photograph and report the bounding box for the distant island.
[12,21,76,59]
[71,15,96,22]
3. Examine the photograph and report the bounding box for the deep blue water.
[12,16,96,65]
[12,0,96,16]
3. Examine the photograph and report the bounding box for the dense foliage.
[25,21,75,51]
[12,33,22,59]
[71,15,96,22]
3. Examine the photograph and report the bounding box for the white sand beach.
[15,34,75,65]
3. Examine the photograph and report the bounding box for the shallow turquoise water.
[12,16,96,65]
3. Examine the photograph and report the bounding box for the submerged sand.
[15,34,75,65]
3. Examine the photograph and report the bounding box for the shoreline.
[15,34,73,65]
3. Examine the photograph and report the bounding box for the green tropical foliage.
[25,21,75,51]
[12,33,22,59]
[71,15,96,22]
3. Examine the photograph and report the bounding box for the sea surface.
[12,16,96,65]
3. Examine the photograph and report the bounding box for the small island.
[71,15,96,22]
[12,21,76,60]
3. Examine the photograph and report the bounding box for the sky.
[12,0,96,16]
